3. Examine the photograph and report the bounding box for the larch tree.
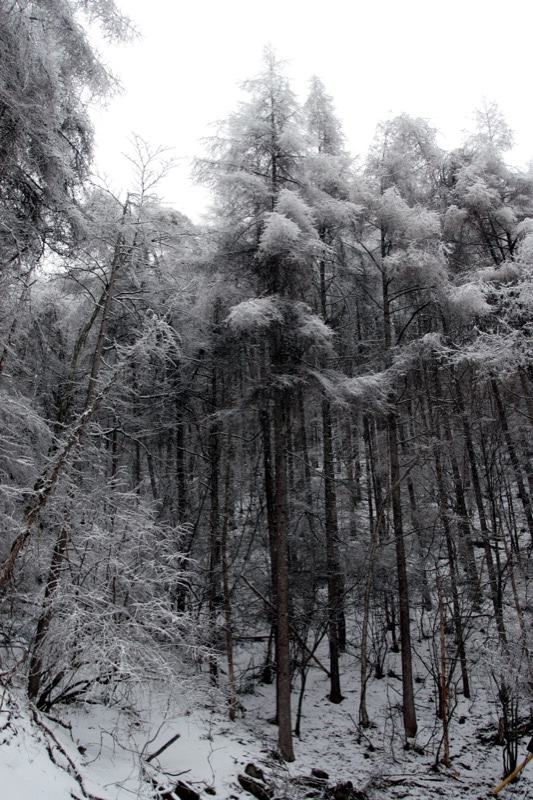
[303,76,355,703]
[353,115,447,739]
[439,106,533,647]
[197,50,339,760]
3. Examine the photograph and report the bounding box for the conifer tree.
[198,50,336,760]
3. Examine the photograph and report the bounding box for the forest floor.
[0,641,528,800]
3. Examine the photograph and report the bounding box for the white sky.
[90,0,533,221]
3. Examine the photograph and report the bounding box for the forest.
[2,2,533,799]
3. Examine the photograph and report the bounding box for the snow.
[1,639,527,800]
[293,303,334,347]
[258,212,302,257]
[1,703,79,800]
[226,297,284,332]
[275,190,317,240]
[449,283,491,318]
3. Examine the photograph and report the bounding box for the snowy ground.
[1,644,530,800]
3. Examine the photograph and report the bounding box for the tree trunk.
[491,378,533,542]
[433,436,471,698]
[208,363,222,686]
[322,398,344,702]
[28,519,70,703]
[259,397,278,687]
[454,379,506,643]
[381,258,417,739]
[273,389,295,762]
[388,410,418,738]
[440,415,481,599]
[221,430,237,720]
[436,576,450,767]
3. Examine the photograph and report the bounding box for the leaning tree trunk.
[441,414,481,599]
[27,517,70,703]
[433,433,471,699]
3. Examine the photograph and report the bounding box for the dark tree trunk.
[208,364,222,686]
[491,378,533,542]
[273,389,295,762]
[382,257,417,739]
[28,521,70,703]
[322,398,344,702]
[433,435,471,699]
[388,410,418,738]
[454,379,506,643]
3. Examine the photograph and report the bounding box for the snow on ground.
[1,643,531,800]
[1,696,80,799]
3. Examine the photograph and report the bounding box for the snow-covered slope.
[1,645,526,800]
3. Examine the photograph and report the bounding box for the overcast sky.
[90,0,533,220]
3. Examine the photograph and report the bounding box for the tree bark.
[27,519,70,703]
[208,357,222,686]
[381,256,417,738]
[273,389,295,762]
[491,378,533,542]
[433,435,471,699]
[388,410,417,738]
[322,398,344,703]
[454,379,506,643]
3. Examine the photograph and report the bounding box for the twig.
[241,576,330,677]
[0,370,120,591]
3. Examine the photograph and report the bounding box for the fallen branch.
[146,731,182,763]
[491,753,533,795]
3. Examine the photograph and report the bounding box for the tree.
[303,76,354,703]
[0,121,208,709]
[0,0,130,275]
[352,115,447,738]
[198,50,339,760]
